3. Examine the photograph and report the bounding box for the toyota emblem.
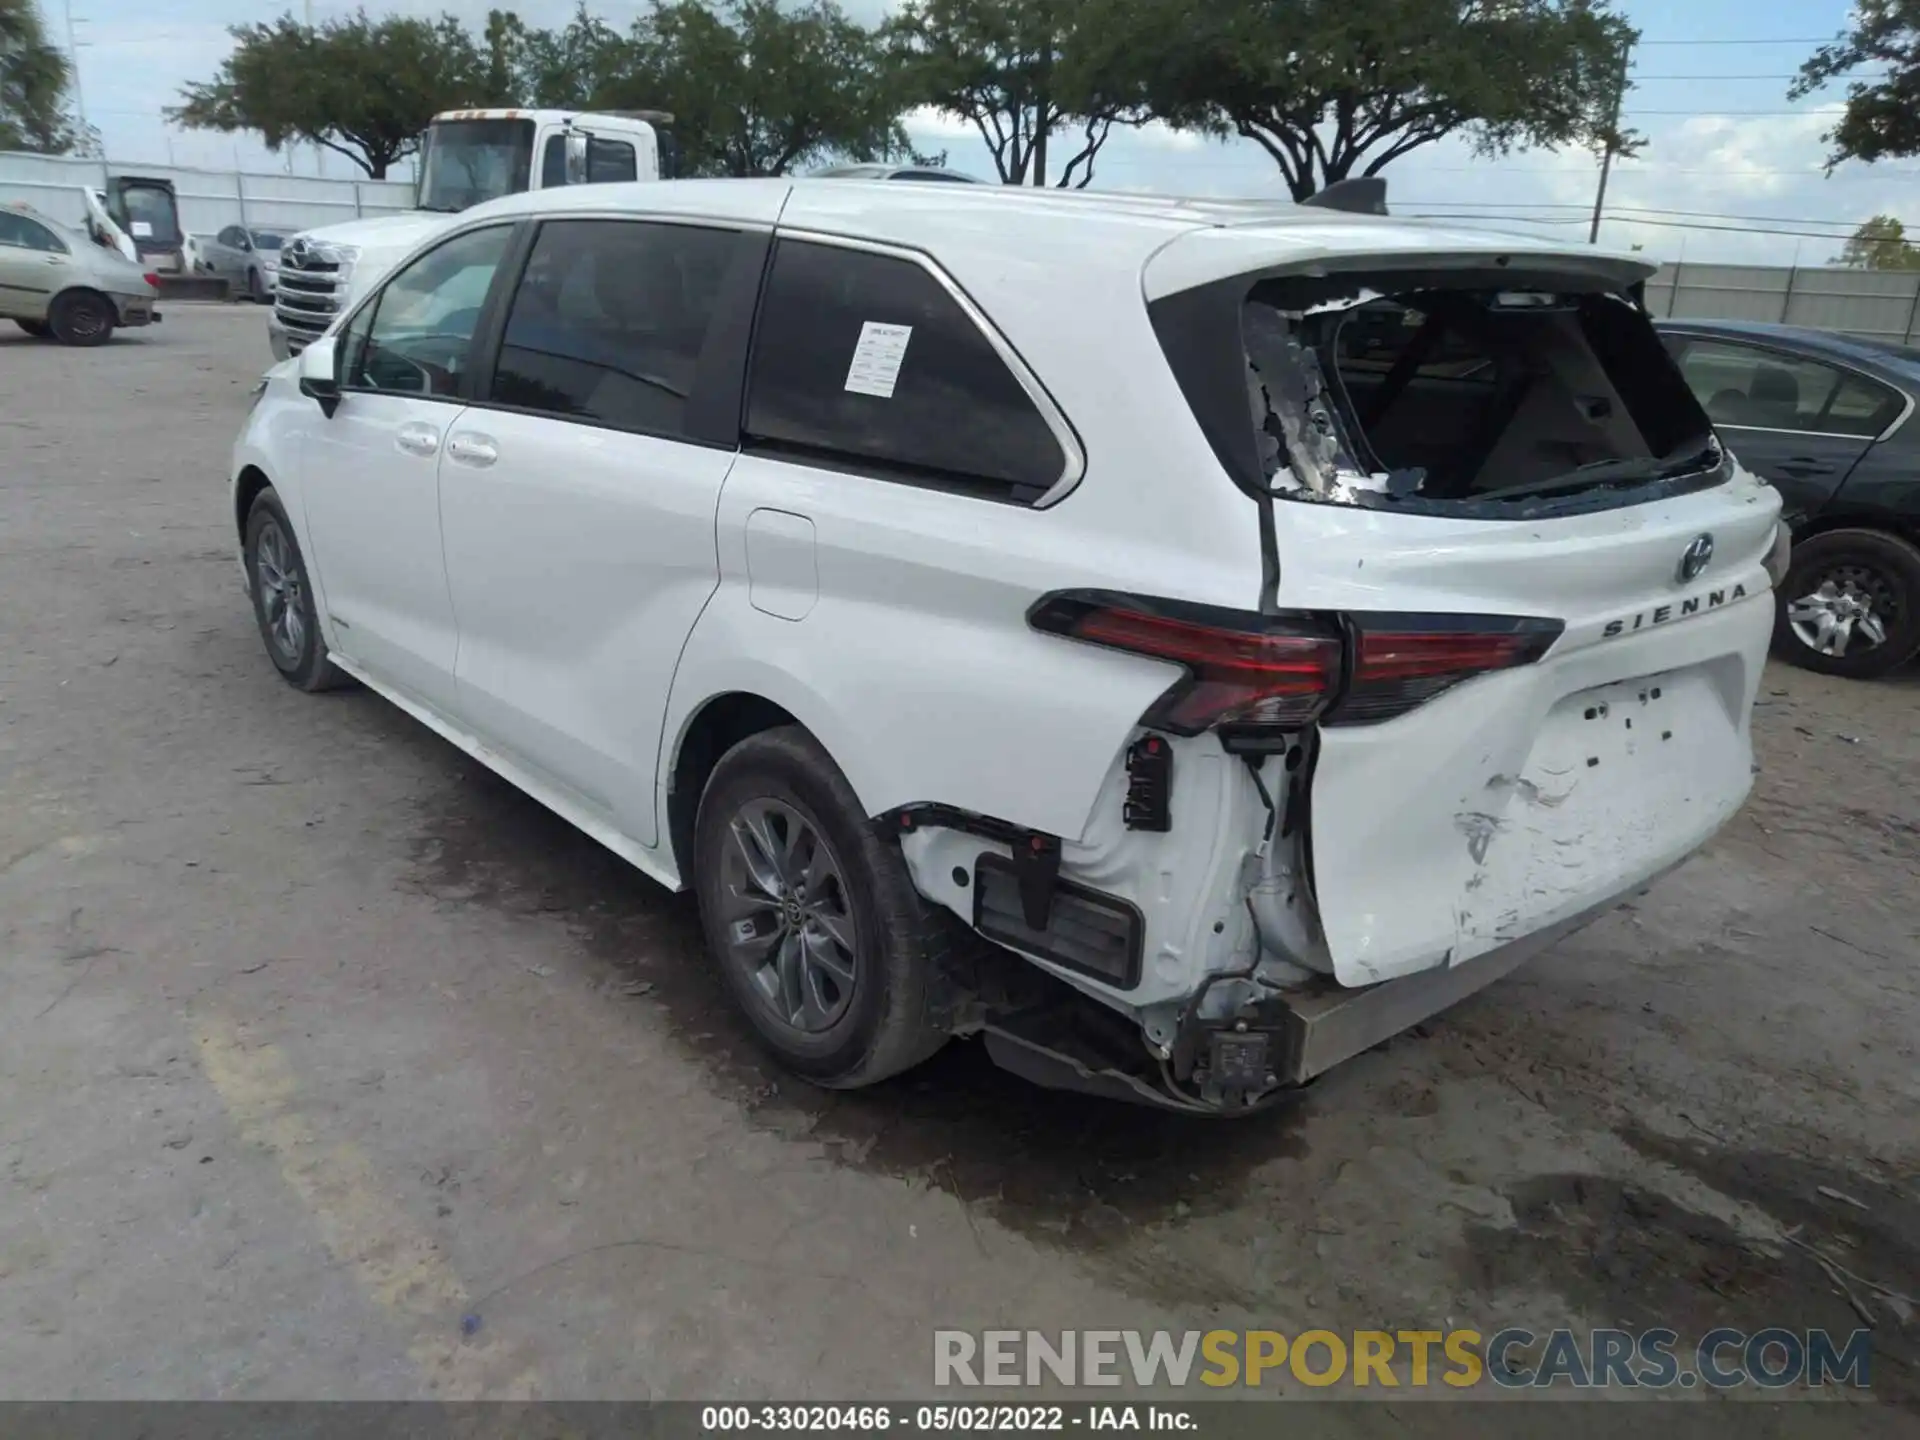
[1678,533,1714,584]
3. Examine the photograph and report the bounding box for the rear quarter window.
[1676,338,1903,437]
[743,239,1069,503]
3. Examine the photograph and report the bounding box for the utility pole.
[62,0,89,135]
[304,0,322,176]
[1589,37,1630,245]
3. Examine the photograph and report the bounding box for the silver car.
[0,202,160,346]
[197,225,283,302]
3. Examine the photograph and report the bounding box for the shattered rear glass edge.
[1243,275,1730,519]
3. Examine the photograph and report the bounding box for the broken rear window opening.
[1241,274,1727,517]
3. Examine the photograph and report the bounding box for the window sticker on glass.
[844,321,913,398]
[130,221,153,237]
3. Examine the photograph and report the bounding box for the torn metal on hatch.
[1243,304,1413,504]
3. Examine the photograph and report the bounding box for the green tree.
[1793,0,1920,168]
[487,3,637,110]
[1122,0,1639,200]
[1834,214,1920,269]
[1,0,81,153]
[591,0,911,178]
[886,0,1150,187]
[169,10,494,178]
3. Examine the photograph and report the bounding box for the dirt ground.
[2,307,1916,1420]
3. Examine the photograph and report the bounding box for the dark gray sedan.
[1657,318,1920,678]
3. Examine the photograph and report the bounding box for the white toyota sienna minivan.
[228,178,1787,1114]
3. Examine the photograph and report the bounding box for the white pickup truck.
[269,107,669,360]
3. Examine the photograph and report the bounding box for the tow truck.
[269,107,672,359]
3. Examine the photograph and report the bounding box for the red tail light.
[1030,592,1561,734]
[142,272,161,290]
[1028,593,1342,735]
[1334,617,1562,725]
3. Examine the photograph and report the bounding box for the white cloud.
[902,106,980,142]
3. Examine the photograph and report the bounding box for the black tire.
[243,488,348,693]
[14,319,50,339]
[1772,528,1920,679]
[693,726,952,1087]
[48,289,115,347]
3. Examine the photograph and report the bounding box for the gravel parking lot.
[2,307,1917,1419]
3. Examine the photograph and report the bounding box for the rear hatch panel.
[1145,233,1782,988]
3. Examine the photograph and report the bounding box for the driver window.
[347,225,512,399]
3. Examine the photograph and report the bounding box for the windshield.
[250,231,284,250]
[416,119,535,213]
[113,184,181,247]
[1232,274,1720,515]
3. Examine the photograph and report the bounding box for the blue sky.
[57,0,1919,263]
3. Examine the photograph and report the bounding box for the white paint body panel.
[230,179,1781,1055]
[298,392,466,712]
[438,408,734,849]
[1272,466,1781,985]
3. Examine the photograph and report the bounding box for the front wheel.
[244,488,348,692]
[693,727,951,1088]
[1773,528,1920,679]
[48,290,115,347]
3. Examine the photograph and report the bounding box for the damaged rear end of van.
[964,218,1786,1114]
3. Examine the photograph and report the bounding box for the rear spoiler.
[1302,178,1388,216]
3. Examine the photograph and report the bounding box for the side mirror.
[297,338,342,418]
[564,131,589,185]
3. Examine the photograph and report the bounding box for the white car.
[229,179,1787,1114]
[196,226,284,302]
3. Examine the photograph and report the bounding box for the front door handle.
[395,421,440,458]
[445,433,498,468]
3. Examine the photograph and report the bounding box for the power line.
[1630,73,1883,80]
[1402,212,1856,243]
[1403,200,1903,232]
[1602,216,1865,242]
[1088,150,1920,179]
[1636,37,1836,46]
[1621,107,1847,115]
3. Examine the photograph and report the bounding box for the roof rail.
[600,110,675,127]
[1302,178,1388,216]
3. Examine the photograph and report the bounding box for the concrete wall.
[0,151,417,240]
[1644,261,1920,345]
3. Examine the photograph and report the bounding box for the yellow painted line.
[195,1013,539,1398]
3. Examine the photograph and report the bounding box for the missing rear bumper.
[977,860,1681,1115]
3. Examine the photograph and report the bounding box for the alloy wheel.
[254,519,307,663]
[1788,564,1896,659]
[715,797,858,1035]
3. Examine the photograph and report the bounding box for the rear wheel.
[693,727,951,1087]
[1773,528,1920,679]
[48,290,115,347]
[14,319,50,339]
[244,488,348,692]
